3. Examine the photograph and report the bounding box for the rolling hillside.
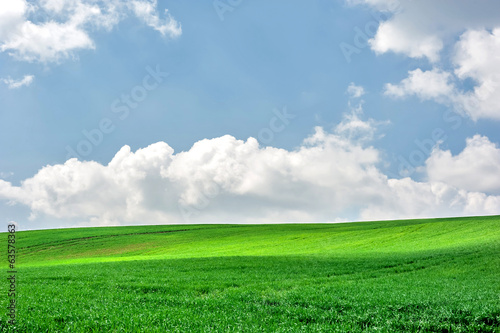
[1,216,499,332]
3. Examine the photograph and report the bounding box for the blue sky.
[1,0,500,230]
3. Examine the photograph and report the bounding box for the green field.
[1,216,500,332]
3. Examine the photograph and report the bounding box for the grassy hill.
[1,216,500,332]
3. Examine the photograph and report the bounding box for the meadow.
[1,216,499,332]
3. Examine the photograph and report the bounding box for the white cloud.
[350,0,500,120]
[382,30,500,120]
[452,28,500,120]
[129,0,181,38]
[349,0,500,62]
[335,103,387,143]
[1,74,34,89]
[1,110,499,226]
[2,20,95,62]
[361,177,500,221]
[384,30,500,120]
[0,0,181,63]
[384,68,453,100]
[0,0,26,40]
[426,135,500,195]
[347,82,365,98]
[370,20,443,63]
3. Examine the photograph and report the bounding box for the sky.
[1,0,500,230]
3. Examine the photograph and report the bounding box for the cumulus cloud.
[349,0,500,120]
[361,178,500,221]
[0,0,181,63]
[1,74,34,89]
[349,0,500,62]
[383,29,500,120]
[1,109,499,226]
[384,68,453,101]
[371,21,443,63]
[426,135,500,195]
[452,28,500,120]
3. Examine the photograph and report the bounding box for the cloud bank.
[426,135,500,195]
[0,0,181,63]
[1,107,499,227]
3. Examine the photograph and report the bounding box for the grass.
[1,216,499,332]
